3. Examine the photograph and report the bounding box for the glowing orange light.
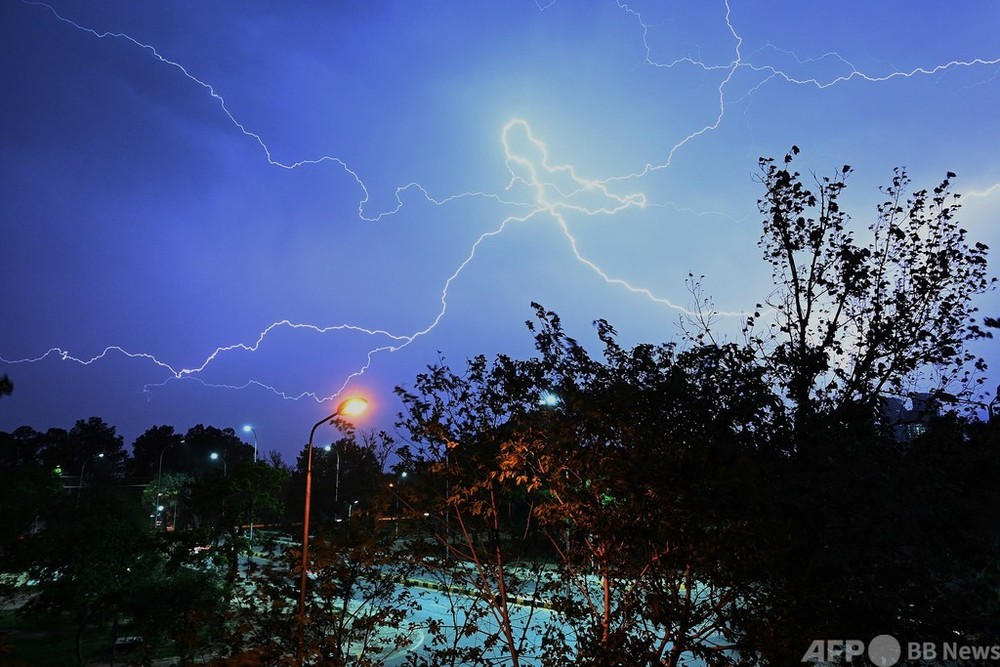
[336,396,368,417]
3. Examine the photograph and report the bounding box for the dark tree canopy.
[747,148,994,447]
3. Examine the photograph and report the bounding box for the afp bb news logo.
[803,635,1000,665]
[801,635,900,665]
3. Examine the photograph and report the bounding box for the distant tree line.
[0,413,397,665]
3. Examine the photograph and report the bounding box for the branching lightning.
[4,0,998,409]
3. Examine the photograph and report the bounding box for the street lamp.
[77,452,105,506]
[334,442,341,509]
[242,425,260,545]
[392,471,409,535]
[210,452,227,476]
[242,425,258,462]
[154,438,184,529]
[298,396,367,664]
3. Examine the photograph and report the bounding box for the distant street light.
[77,452,105,507]
[154,438,184,529]
[334,443,341,509]
[298,396,368,665]
[242,425,260,545]
[242,425,258,462]
[210,451,227,476]
[393,471,409,535]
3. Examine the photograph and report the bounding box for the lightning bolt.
[610,0,1000,180]
[4,1,998,406]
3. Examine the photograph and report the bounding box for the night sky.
[2,1,998,461]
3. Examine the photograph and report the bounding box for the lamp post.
[297,396,368,664]
[77,452,105,507]
[335,443,341,511]
[210,452,227,476]
[242,425,258,463]
[242,425,259,545]
[392,471,408,536]
[154,438,183,529]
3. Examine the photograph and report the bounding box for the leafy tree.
[732,411,1000,665]
[141,470,193,531]
[130,424,184,482]
[20,485,224,666]
[396,350,557,667]
[213,513,417,666]
[719,150,1000,663]
[0,427,62,577]
[187,459,288,585]
[298,517,419,665]
[44,417,128,487]
[0,425,45,468]
[746,148,994,448]
[226,459,289,541]
[121,559,226,665]
[179,424,250,479]
[396,305,783,667]
[287,434,383,525]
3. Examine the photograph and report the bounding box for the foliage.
[747,148,994,446]
[286,434,385,526]
[130,424,184,482]
[0,427,62,575]
[187,460,288,585]
[142,470,193,532]
[214,516,418,666]
[20,485,224,666]
[396,305,785,666]
[730,413,1000,664]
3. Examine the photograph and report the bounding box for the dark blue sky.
[3,1,999,461]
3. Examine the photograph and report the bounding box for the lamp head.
[336,396,368,418]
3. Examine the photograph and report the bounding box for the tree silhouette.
[746,148,994,449]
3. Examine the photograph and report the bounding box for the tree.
[396,305,783,667]
[396,348,557,667]
[746,148,994,448]
[120,559,226,665]
[179,424,249,478]
[0,427,61,577]
[20,485,224,666]
[720,150,1000,663]
[130,424,184,482]
[286,434,383,526]
[48,417,128,486]
[141,470,192,531]
[187,458,288,585]
[213,507,418,665]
